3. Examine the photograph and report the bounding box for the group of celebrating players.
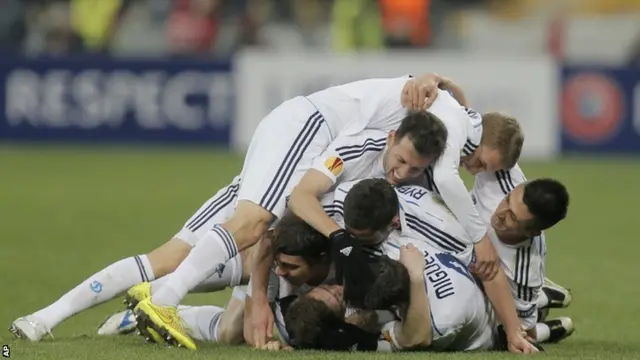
[11,73,574,354]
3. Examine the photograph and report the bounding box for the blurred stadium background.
[1,1,640,359]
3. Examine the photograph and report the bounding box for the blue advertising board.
[561,66,640,153]
[0,57,233,145]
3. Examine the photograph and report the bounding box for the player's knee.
[146,239,191,278]
[224,200,274,248]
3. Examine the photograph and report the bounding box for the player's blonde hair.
[481,112,524,169]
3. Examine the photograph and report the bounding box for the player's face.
[274,253,330,287]
[383,131,433,185]
[491,184,536,238]
[306,285,345,317]
[462,145,503,175]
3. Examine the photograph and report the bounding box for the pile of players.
[10,73,573,354]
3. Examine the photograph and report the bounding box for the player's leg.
[9,241,181,342]
[133,98,331,349]
[178,287,247,344]
[10,180,239,341]
[97,251,250,336]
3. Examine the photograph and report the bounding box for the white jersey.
[306,76,412,137]
[310,129,388,187]
[393,184,474,265]
[470,165,547,330]
[381,240,495,352]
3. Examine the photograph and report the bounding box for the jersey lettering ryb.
[470,164,546,330]
[381,241,495,352]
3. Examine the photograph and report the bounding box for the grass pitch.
[1,144,639,360]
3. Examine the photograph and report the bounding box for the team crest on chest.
[324,156,344,176]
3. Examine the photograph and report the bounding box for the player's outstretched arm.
[288,169,342,238]
[394,244,432,349]
[482,267,539,354]
[247,234,275,348]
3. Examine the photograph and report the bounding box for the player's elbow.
[398,334,431,349]
[397,325,432,349]
[288,186,309,213]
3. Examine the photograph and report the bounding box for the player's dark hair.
[285,296,379,351]
[522,178,569,231]
[395,111,448,160]
[273,214,330,265]
[343,179,398,233]
[344,255,410,311]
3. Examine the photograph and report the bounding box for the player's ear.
[387,130,396,145]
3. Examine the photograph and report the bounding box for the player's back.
[305,76,410,137]
[383,239,495,351]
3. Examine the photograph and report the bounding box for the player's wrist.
[409,272,424,282]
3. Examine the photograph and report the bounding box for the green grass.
[1,144,640,359]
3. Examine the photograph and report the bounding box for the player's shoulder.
[332,130,387,163]
[474,163,527,196]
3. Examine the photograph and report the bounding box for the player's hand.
[250,296,274,348]
[399,244,425,279]
[507,331,540,354]
[260,340,292,351]
[401,73,441,111]
[471,235,500,281]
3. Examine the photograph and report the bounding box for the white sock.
[32,255,154,329]
[149,255,243,294]
[178,305,225,342]
[535,323,551,342]
[152,226,238,307]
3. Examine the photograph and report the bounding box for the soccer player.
[470,165,573,343]
[130,74,454,350]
